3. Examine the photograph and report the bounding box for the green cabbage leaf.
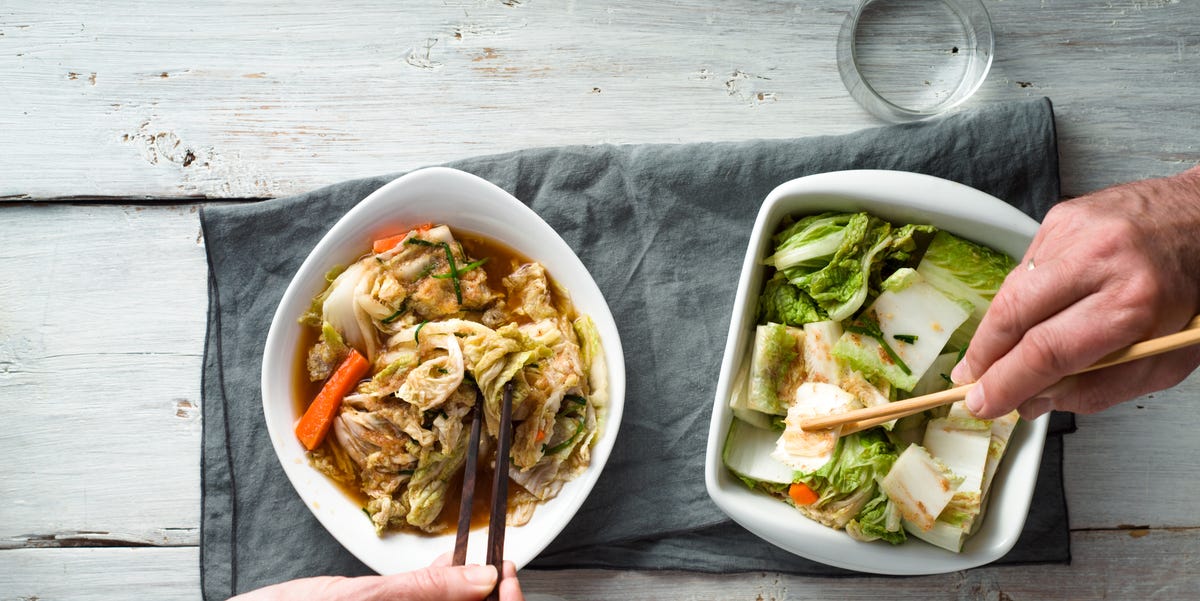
[916,231,1017,349]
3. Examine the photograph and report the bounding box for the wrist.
[1163,167,1200,311]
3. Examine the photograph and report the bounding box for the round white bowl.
[704,170,1048,575]
[261,166,626,573]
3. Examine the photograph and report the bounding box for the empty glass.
[837,0,995,122]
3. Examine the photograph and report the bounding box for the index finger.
[500,561,525,601]
[953,250,1096,387]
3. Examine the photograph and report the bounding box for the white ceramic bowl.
[262,167,626,573]
[704,170,1048,575]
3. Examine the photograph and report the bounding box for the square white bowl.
[704,170,1049,575]
[261,167,626,574]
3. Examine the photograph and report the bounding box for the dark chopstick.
[485,380,515,601]
[451,398,484,566]
[450,381,514,599]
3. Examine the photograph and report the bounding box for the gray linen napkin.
[201,97,1070,599]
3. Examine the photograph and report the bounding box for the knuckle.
[1083,231,1126,264]
[1042,201,1080,225]
[985,290,1027,338]
[1018,328,1073,381]
[1104,305,1148,340]
[406,567,449,596]
[1098,285,1164,342]
[1127,276,1164,308]
[1106,217,1141,243]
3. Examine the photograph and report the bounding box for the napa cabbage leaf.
[916,231,1017,349]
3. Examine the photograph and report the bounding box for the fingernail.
[950,360,973,385]
[463,565,498,587]
[965,382,985,415]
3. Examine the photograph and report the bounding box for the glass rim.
[837,0,996,121]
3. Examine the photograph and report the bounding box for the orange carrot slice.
[372,234,407,254]
[295,349,369,450]
[788,482,820,506]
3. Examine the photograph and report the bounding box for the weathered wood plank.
[1,0,1197,201]
[2,529,1197,601]
[523,529,1200,601]
[0,204,206,546]
[0,547,202,601]
[1067,385,1200,530]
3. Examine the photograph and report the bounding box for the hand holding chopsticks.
[453,381,516,601]
[801,314,1200,433]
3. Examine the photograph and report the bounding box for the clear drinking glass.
[837,0,995,122]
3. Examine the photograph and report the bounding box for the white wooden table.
[3,2,1199,599]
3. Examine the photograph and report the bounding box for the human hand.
[951,165,1200,420]
[229,553,525,601]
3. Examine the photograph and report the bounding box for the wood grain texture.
[1,0,1198,201]
[0,204,206,547]
[521,529,1200,601]
[3,2,1200,597]
[2,529,1197,601]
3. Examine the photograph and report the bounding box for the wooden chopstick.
[802,314,1200,434]
[1075,314,1200,373]
[485,380,515,601]
[834,385,977,435]
[451,381,514,601]
[451,400,484,566]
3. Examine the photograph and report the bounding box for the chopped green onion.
[459,257,488,274]
[433,257,488,278]
[381,301,407,324]
[893,334,918,344]
[444,247,462,304]
[406,238,463,304]
[414,320,428,344]
[846,318,912,376]
[544,419,585,455]
[563,394,587,417]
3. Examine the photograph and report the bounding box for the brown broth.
[292,322,325,419]
[457,229,579,324]
[292,225,574,535]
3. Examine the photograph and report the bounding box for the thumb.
[384,561,496,599]
[382,564,498,601]
[227,565,498,601]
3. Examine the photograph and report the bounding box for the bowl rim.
[704,169,1048,575]
[260,166,627,574]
